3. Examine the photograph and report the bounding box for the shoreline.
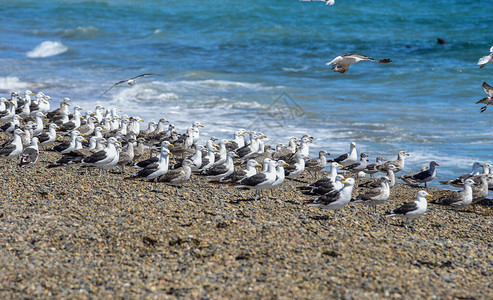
[0,147,492,298]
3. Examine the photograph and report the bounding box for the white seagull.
[326,53,391,74]
[386,191,431,225]
[477,45,493,68]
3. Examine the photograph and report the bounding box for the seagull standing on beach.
[352,176,391,213]
[432,179,475,210]
[477,45,493,68]
[378,150,409,173]
[439,162,482,187]
[386,191,431,224]
[304,178,356,212]
[19,137,39,166]
[0,128,25,158]
[476,82,493,113]
[326,53,392,74]
[399,161,439,188]
[100,73,162,96]
[328,142,357,167]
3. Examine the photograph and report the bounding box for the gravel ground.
[0,148,492,299]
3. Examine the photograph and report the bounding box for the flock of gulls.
[0,86,492,226]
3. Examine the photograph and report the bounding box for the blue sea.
[1,0,492,186]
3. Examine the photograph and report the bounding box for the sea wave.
[60,26,102,38]
[26,41,68,58]
[0,76,32,92]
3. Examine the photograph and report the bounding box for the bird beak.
[235,155,239,158]
[426,194,433,198]
[81,117,85,120]
[200,124,204,127]
[342,179,347,184]
[308,140,313,143]
[240,134,245,137]
[169,144,174,147]
[284,163,289,166]
[256,163,262,167]
[56,126,60,130]
[42,115,47,118]
[245,131,250,134]
[227,141,233,144]
[305,156,310,159]
[21,132,27,135]
[83,139,88,143]
[102,129,106,132]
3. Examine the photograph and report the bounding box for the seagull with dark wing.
[386,191,431,226]
[100,73,162,96]
[476,82,493,113]
[399,161,439,188]
[326,53,391,74]
[432,179,475,210]
[304,178,356,212]
[477,45,493,68]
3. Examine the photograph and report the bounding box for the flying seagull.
[100,73,162,96]
[477,45,493,69]
[326,53,391,74]
[476,81,493,113]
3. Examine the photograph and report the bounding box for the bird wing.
[411,169,432,181]
[238,173,267,186]
[82,150,107,164]
[0,144,16,156]
[305,158,321,168]
[314,190,341,205]
[391,201,417,215]
[357,187,383,200]
[478,55,491,68]
[330,153,348,163]
[483,82,493,97]
[202,164,228,176]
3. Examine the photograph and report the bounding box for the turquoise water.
[1,0,493,185]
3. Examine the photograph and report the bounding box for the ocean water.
[0,0,492,186]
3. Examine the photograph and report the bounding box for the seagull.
[154,159,192,188]
[305,150,329,177]
[19,137,39,167]
[378,150,409,173]
[0,128,26,158]
[359,164,397,189]
[235,159,278,200]
[399,161,439,188]
[352,176,391,213]
[386,191,431,225]
[304,178,356,212]
[36,123,59,147]
[476,82,493,113]
[82,137,121,176]
[341,152,369,179]
[363,156,387,178]
[326,53,391,74]
[432,179,475,210]
[300,174,344,196]
[439,162,483,187]
[284,153,309,178]
[100,73,162,96]
[477,45,493,68]
[125,147,171,181]
[200,152,237,182]
[328,142,357,167]
[297,162,342,193]
[220,159,261,183]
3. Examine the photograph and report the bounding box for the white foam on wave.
[26,41,68,58]
[0,76,31,91]
[61,26,101,38]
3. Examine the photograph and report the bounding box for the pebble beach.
[1,148,492,299]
